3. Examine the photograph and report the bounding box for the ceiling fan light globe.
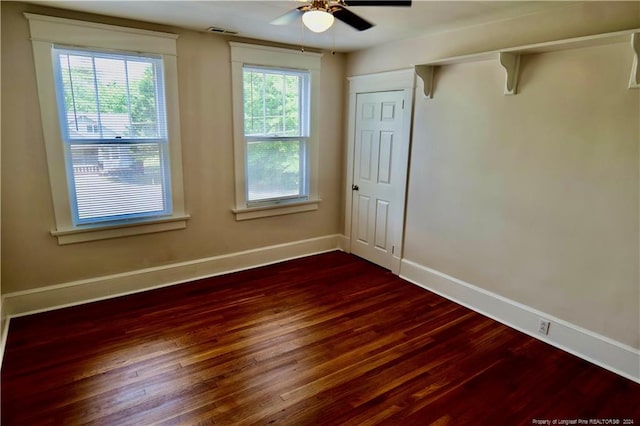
[302,9,335,33]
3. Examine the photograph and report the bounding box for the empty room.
[1,0,639,424]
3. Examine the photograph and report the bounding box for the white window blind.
[53,46,172,225]
[243,66,310,205]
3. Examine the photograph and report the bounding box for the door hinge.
[392,245,395,255]
[402,100,405,109]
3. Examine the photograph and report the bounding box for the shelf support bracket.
[499,52,520,95]
[415,65,435,98]
[629,33,640,89]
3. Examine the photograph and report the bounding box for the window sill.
[232,199,321,221]
[51,214,190,245]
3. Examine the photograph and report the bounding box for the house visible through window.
[53,47,171,225]
[243,66,310,205]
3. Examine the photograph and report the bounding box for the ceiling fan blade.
[270,7,305,26]
[330,5,373,31]
[343,0,412,6]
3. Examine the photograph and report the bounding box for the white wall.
[407,44,639,348]
[347,2,640,76]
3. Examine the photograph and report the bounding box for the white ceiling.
[24,1,576,52]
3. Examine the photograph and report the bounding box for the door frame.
[344,68,415,274]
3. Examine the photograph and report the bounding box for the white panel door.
[351,90,406,269]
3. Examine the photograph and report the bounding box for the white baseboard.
[3,234,343,318]
[0,299,9,369]
[400,259,640,384]
[339,235,350,252]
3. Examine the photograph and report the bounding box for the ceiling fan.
[271,0,412,33]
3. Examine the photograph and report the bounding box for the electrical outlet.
[538,318,550,335]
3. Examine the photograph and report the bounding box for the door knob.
[352,184,359,191]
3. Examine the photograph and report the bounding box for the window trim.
[26,13,189,244]
[230,42,322,220]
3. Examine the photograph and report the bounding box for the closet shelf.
[415,28,640,98]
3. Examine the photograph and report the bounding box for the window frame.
[230,42,322,221]
[52,46,173,226]
[242,65,310,207]
[26,14,189,244]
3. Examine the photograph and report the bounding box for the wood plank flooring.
[2,251,639,425]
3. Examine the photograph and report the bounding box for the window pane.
[243,67,305,137]
[55,48,165,140]
[247,139,305,202]
[285,75,300,135]
[244,71,265,135]
[127,61,160,138]
[60,54,98,136]
[265,73,284,135]
[70,143,169,223]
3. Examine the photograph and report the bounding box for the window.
[243,66,309,205]
[230,43,322,220]
[53,47,171,225]
[26,14,188,244]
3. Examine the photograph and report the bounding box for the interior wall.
[0,2,345,293]
[348,3,640,348]
[347,2,640,76]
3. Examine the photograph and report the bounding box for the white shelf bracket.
[500,52,520,95]
[415,65,435,98]
[499,52,520,95]
[629,32,640,89]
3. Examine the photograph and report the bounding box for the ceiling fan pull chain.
[300,18,305,52]
[332,24,336,55]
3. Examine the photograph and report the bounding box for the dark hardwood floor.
[2,251,639,425]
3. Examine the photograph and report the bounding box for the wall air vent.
[206,26,238,35]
